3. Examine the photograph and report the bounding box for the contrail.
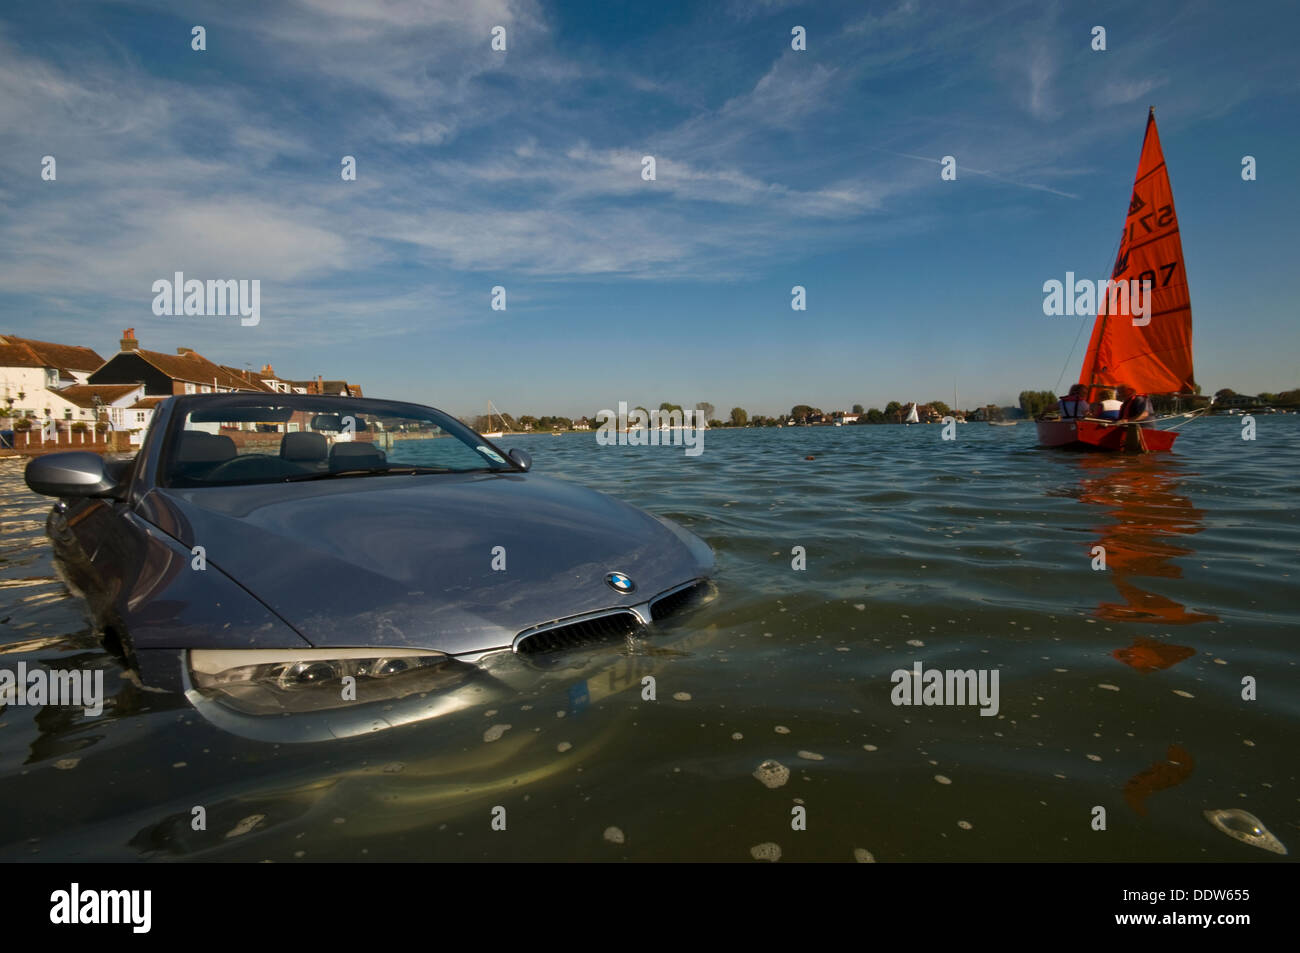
[884,149,1081,200]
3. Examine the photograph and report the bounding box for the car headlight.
[188,648,464,715]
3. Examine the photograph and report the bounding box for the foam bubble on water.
[863,744,878,752]
[1086,754,1102,762]
[382,762,405,773]
[935,775,951,785]
[1203,809,1287,855]
[484,724,512,743]
[226,814,265,838]
[750,842,781,862]
[797,751,824,761]
[753,759,790,789]
[603,826,626,845]
[557,742,572,753]
[906,639,924,647]
[1173,690,1194,698]
[1243,739,1255,747]
[853,604,865,611]
[1098,684,1120,692]
[673,692,692,701]
[53,758,79,770]
[853,847,876,863]
[774,725,791,734]
[731,732,743,740]
[484,709,497,717]
[957,820,973,830]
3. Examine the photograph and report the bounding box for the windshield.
[161,395,515,487]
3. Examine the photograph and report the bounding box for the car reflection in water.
[128,610,721,858]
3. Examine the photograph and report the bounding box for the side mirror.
[507,448,532,472]
[25,452,124,499]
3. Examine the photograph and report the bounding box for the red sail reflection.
[1124,743,1195,816]
[1074,454,1215,671]
[1112,637,1195,672]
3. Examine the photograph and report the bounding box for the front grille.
[515,611,643,656]
[650,581,708,622]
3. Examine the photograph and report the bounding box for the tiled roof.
[131,349,273,392]
[217,364,273,389]
[0,336,105,372]
[286,379,355,395]
[129,397,168,409]
[55,384,141,407]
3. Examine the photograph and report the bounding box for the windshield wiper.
[281,466,454,482]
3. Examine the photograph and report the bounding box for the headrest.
[176,431,237,464]
[281,431,328,462]
[329,441,385,471]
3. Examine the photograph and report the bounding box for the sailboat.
[481,400,505,438]
[1037,108,1198,452]
[904,402,920,424]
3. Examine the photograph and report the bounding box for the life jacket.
[1121,394,1153,419]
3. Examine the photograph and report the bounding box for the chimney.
[260,364,274,378]
[317,374,323,393]
[177,347,194,356]
[120,328,139,351]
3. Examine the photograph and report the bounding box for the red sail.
[1079,110,1195,397]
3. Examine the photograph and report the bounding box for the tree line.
[464,387,1300,432]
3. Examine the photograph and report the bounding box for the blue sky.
[2,0,1296,417]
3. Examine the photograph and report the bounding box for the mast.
[1085,107,1155,401]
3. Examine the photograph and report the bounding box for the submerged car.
[25,393,714,740]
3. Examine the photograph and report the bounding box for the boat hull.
[1035,419,1178,452]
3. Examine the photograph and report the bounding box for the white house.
[0,334,106,422]
[54,383,148,430]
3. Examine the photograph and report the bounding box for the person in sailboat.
[1118,384,1154,422]
[1058,384,1090,419]
[1096,388,1123,421]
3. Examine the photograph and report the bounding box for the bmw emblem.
[605,571,635,594]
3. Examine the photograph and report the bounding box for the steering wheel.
[205,454,309,481]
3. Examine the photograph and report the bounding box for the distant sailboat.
[1037,108,1199,452]
[482,400,505,438]
[904,403,920,425]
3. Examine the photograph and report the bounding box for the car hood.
[137,472,712,654]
